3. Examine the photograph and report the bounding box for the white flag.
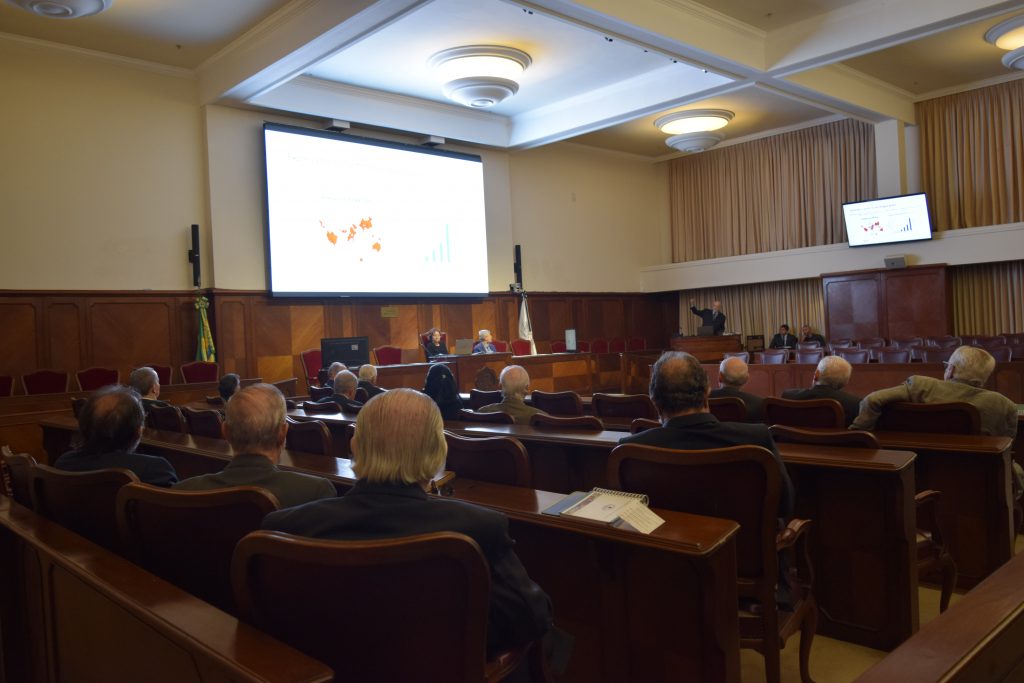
[518,294,537,355]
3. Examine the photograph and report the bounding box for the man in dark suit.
[263,388,553,657]
[620,351,792,519]
[356,364,387,399]
[798,324,826,347]
[323,362,347,388]
[688,298,726,335]
[218,372,240,403]
[54,385,178,487]
[316,369,364,412]
[782,356,861,426]
[127,366,169,415]
[710,356,765,421]
[769,324,798,349]
[174,383,335,508]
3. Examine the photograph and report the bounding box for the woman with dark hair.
[422,363,463,420]
[423,328,448,358]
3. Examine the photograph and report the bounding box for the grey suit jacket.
[478,397,547,425]
[173,454,336,508]
[709,385,765,421]
[782,384,862,426]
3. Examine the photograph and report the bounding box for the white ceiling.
[2,0,1023,156]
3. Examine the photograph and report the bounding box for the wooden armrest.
[915,489,941,507]
[484,642,533,683]
[776,518,812,551]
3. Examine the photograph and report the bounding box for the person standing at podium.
[689,299,726,335]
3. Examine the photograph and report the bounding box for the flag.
[518,293,536,355]
[195,294,216,362]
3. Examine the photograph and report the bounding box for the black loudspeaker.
[513,244,523,286]
[884,255,907,269]
[187,224,201,287]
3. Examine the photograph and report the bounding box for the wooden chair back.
[764,397,845,429]
[372,346,403,366]
[456,409,515,424]
[22,369,69,395]
[233,530,506,683]
[443,432,532,487]
[836,348,870,364]
[148,404,186,432]
[875,402,981,435]
[528,413,603,431]
[30,464,138,550]
[550,340,567,353]
[118,483,279,614]
[285,417,334,456]
[708,396,747,422]
[301,400,341,414]
[467,389,502,410]
[271,377,298,397]
[309,385,333,401]
[756,350,789,365]
[793,349,824,364]
[354,387,369,403]
[592,392,658,420]
[137,363,172,385]
[630,418,661,433]
[0,375,12,396]
[530,390,583,416]
[769,425,880,449]
[180,361,220,384]
[1,447,36,507]
[75,367,119,391]
[182,407,224,439]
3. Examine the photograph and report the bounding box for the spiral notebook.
[543,487,665,534]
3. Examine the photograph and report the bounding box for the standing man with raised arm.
[689,299,726,335]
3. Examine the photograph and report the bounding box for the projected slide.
[264,124,489,296]
[843,193,932,247]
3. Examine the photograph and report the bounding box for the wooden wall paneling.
[390,304,421,349]
[0,299,40,381]
[322,300,350,339]
[470,300,498,343]
[250,299,295,383]
[499,296,518,343]
[883,266,951,339]
[89,300,175,382]
[441,302,473,343]
[45,300,84,374]
[288,302,326,379]
[352,303,391,350]
[823,272,883,341]
[214,297,251,377]
[176,295,200,373]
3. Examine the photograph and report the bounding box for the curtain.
[917,79,1024,230]
[669,119,875,262]
[679,279,824,342]
[950,260,1024,335]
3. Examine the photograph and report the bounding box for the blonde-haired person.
[261,389,553,655]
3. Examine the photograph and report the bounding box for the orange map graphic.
[320,217,381,257]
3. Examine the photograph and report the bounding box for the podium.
[669,334,742,362]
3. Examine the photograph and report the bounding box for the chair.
[182,407,224,439]
[723,351,750,362]
[763,397,845,429]
[309,385,333,401]
[354,387,369,403]
[443,432,532,487]
[925,336,960,348]
[1,446,36,507]
[795,341,821,350]
[746,335,765,352]
[922,347,955,363]
[769,425,880,449]
[859,338,887,349]
[836,348,870,364]
[148,404,186,432]
[205,395,225,406]
[530,390,583,416]
[180,361,219,384]
[372,345,402,366]
[420,330,449,349]
[989,346,1012,362]
[285,417,334,456]
[875,402,981,434]
[793,349,824,364]
[877,348,911,363]
[301,400,341,414]
[576,340,591,352]
[118,483,279,614]
[491,340,509,353]
[30,464,139,550]
[468,389,502,410]
[75,367,119,391]
[609,444,816,683]
[609,338,626,353]
[756,350,789,365]
[137,363,172,386]
[456,409,515,424]
[528,413,603,430]
[71,396,87,417]
[891,337,923,349]
[299,348,323,389]
[591,392,658,420]
[627,337,647,351]
[1010,344,1024,361]
[590,338,609,354]
[550,340,567,353]
[22,369,69,395]
[708,396,747,422]
[510,339,533,355]
[829,339,854,348]
[978,336,1007,348]
[0,375,12,396]
[630,418,661,433]
[474,366,500,390]
[232,530,534,683]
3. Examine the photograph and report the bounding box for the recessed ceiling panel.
[686,0,864,31]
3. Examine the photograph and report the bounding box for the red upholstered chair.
[182,407,224,439]
[627,337,647,351]
[793,349,824,364]
[232,530,536,683]
[590,338,609,354]
[180,361,219,384]
[299,348,322,388]
[372,345,402,366]
[763,397,845,429]
[609,338,626,353]
[922,347,955,363]
[877,348,911,363]
[530,390,583,416]
[510,339,533,356]
[529,413,603,431]
[148,404,186,433]
[491,340,509,352]
[708,396,747,422]
[456,409,515,424]
[989,346,1012,362]
[1,446,36,507]
[0,375,13,397]
[443,432,532,487]
[30,464,139,551]
[22,369,69,395]
[467,389,502,411]
[550,340,567,353]
[75,367,119,391]
[836,348,870,364]
[285,417,334,456]
[576,340,591,352]
[137,363,172,386]
[592,393,658,420]
[723,351,750,362]
[755,350,789,365]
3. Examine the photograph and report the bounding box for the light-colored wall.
[0,38,207,290]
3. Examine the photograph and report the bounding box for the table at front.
[39,416,743,683]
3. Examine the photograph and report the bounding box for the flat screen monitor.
[565,329,577,352]
[263,123,489,297]
[842,193,932,247]
[321,336,370,369]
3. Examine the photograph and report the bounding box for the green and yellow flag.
[195,295,216,362]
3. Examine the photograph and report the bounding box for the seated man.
[324,361,347,388]
[782,356,861,426]
[55,385,178,487]
[620,352,793,519]
[317,370,363,412]
[769,324,797,349]
[356,364,386,399]
[710,356,764,421]
[472,329,498,354]
[218,373,240,404]
[174,384,335,508]
[798,324,826,347]
[128,366,168,414]
[478,365,548,425]
[262,389,553,656]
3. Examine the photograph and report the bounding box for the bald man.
[478,365,548,424]
[689,299,726,335]
[782,356,862,426]
[710,356,765,421]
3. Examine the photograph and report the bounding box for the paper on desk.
[563,491,636,522]
[618,502,666,534]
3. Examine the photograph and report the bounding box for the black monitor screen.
[321,336,370,369]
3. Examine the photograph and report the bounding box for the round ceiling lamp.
[985,14,1024,70]
[655,109,734,135]
[428,45,531,109]
[7,0,112,18]
[665,131,724,154]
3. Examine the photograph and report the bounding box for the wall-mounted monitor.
[263,123,489,297]
[842,193,932,248]
[321,336,370,369]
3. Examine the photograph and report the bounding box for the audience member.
[473,329,497,354]
[174,384,334,508]
[769,324,797,349]
[317,370,363,412]
[357,365,386,399]
[798,325,826,346]
[423,327,449,358]
[218,373,241,403]
[324,362,347,388]
[710,356,764,421]
[54,385,178,486]
[688,298,726,335]
[782,356,861,426]
[261,389,553,655]
[478,365,548,425]
[422,363,463,420]
[128,366,169,414]
[619,351,793,518]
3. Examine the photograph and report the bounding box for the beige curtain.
[670,119,876,262]
[679,279,824,342]
[951,260,1024,335]
[917,79,1024,230]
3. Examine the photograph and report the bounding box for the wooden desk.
[669,335,742,362]
[38,417,742,683]
[0,496,332,683]
[376,361,441,390]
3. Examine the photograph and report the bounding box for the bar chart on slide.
[425,225,452,264]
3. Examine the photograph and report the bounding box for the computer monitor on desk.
[697,326,715,337]
[453,339,474,355]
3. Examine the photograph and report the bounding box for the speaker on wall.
[187,224,201,287]
[884,255,907,269]
[513,244,523,286]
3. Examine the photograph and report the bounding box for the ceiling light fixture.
[665,132,725,154]
[655,109,734,135]
[428,45,531,109]
[985,14,1024,70]
[7,0,111,19]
